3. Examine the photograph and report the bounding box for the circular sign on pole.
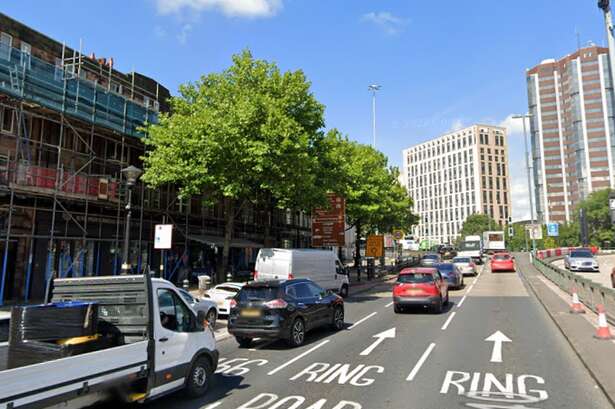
[393,230,404,240]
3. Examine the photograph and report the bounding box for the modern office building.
[0,13,311,304]
[402,125,511,244]
[527,44,615,224]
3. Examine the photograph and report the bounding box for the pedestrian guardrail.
[532,254,615,324]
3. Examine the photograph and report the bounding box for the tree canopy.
[457,214,500,244]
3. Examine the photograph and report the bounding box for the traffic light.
[508,226,514,237]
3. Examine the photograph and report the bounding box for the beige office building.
[402,125,512,244]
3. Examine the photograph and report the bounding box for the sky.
[2,0,609,221]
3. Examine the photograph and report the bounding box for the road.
[140,257,612,409]
[553,255,614,288]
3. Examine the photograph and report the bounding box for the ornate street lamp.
[121,165,142,275]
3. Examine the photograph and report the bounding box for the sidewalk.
[518,253,615,406]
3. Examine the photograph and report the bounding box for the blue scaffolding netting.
[0,43,158,137]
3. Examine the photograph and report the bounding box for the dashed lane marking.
[406,342,436,381]
[201,402,222,409]
[441,311,457,330]
[348,312,377,329]
[457,295,468,308]
[267,340,330,376]
[385,301,394,308]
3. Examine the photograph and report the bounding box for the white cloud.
[361,11,408,35]
[511,178,532,222]
[449,118,465,132]
[499,114,528,137]
[177,24,193,45]
[157,0,283,18]
[154,26,167,38]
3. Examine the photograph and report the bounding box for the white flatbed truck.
[0,273,218,409]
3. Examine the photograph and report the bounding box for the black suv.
[227,278,345,348]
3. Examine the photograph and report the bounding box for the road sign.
[393,230,404,240]
[366,235,384,258]
[312,193,346,247]
[547,222,559,237]
[154,224,173,249]
[526,224,543,240]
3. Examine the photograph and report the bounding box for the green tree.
[575,188,614,246]
[141,50,337,282]
[457,214,501,245]
[330,139,417,278]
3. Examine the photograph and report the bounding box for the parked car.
[490,253,516,273]
[437,262,464,289]
[392,267,448,314]
[564,248,599,272]
[420,253,441,267]
[254,248,350,298]
[228,278,344,348]
[206,282,245,316]
[452,256,477,276]
[178,288,219,326]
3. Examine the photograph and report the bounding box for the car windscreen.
[460,241,480,250]
[397,273,434,284]
[453,257,471,263]
[494,255,510,260]
[216,286,241,293]
[570,250,592,258]
[423,255,438,260]
[238,286,280,302]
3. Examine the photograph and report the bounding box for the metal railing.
[532,254,615,324]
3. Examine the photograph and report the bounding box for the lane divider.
[441,311,457,330]
[202,402,223,409]
[406,342,436,381]
[267,340,330,376]
[385,301,394,308]
[457,294,468,308]
[348,312,377,329]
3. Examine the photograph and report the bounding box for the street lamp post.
[368,84,381,149]
[599,1,615,102]
[121,165,142,275]
[512,114,536,252]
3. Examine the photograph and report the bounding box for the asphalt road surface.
[139,258,612,409]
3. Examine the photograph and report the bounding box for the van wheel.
[339,285,349,298]
[331,306,344,331]
[287,318,305,347]
[185,357,212,398]
[235,336,252,348]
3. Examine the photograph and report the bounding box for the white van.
[254,248,350,298]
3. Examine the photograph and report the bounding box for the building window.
[20,41,31,69]
[54,57,64,81]
[0,32,12,61]
[110,82,123,95]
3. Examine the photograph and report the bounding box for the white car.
[178,288,219,326]
[206,282,245,315]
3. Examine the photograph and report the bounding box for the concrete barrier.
[533,255,615,325]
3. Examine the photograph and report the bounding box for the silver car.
[178,288,219,326]
[452,256,477,276]
[420,253,441,267]
[564,249,599,272]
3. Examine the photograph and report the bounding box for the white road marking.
[441,312,457,330]
[457,295,468,308]
[201,402,222,409]
[406,342,436,381]
[385,301,394,308]
[249,340,276,351]
[360,328,396,356]
[267,340,330,376]
[485,331,512,363]
[348,312,377,329]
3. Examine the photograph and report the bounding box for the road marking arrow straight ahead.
[360,328,396,356]
[485,331,512,363]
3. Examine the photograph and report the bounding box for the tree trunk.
[354,221,362,282]
[220,197,234,283]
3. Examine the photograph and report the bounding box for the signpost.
[155,224,173,278]
[546,223,559,237]
[366,235,384,258]
[393,230,404,240]
[312,194,346,247]
[526,224,543,241]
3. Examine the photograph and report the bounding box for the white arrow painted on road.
[360,328,396,356]
[485,330,512,363]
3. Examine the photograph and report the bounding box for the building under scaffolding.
[0,14,312,305]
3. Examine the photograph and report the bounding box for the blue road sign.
[547,223,559,237]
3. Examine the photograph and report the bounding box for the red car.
[392,267,449,314]
[490,253,515,272]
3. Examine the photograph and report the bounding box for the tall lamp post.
[368,84,381,149]
[512,114,536,252]
[121,165,142,275]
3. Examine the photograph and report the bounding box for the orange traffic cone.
[569,289,585,314]
[594,305,613,340]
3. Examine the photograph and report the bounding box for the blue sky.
[2,0,608,220]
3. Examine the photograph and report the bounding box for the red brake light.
[253,271,258,280]
[288,273,295,280]
[230,299,237,309]
[264,299,288,309]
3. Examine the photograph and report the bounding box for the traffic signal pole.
[599,1,615,113]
